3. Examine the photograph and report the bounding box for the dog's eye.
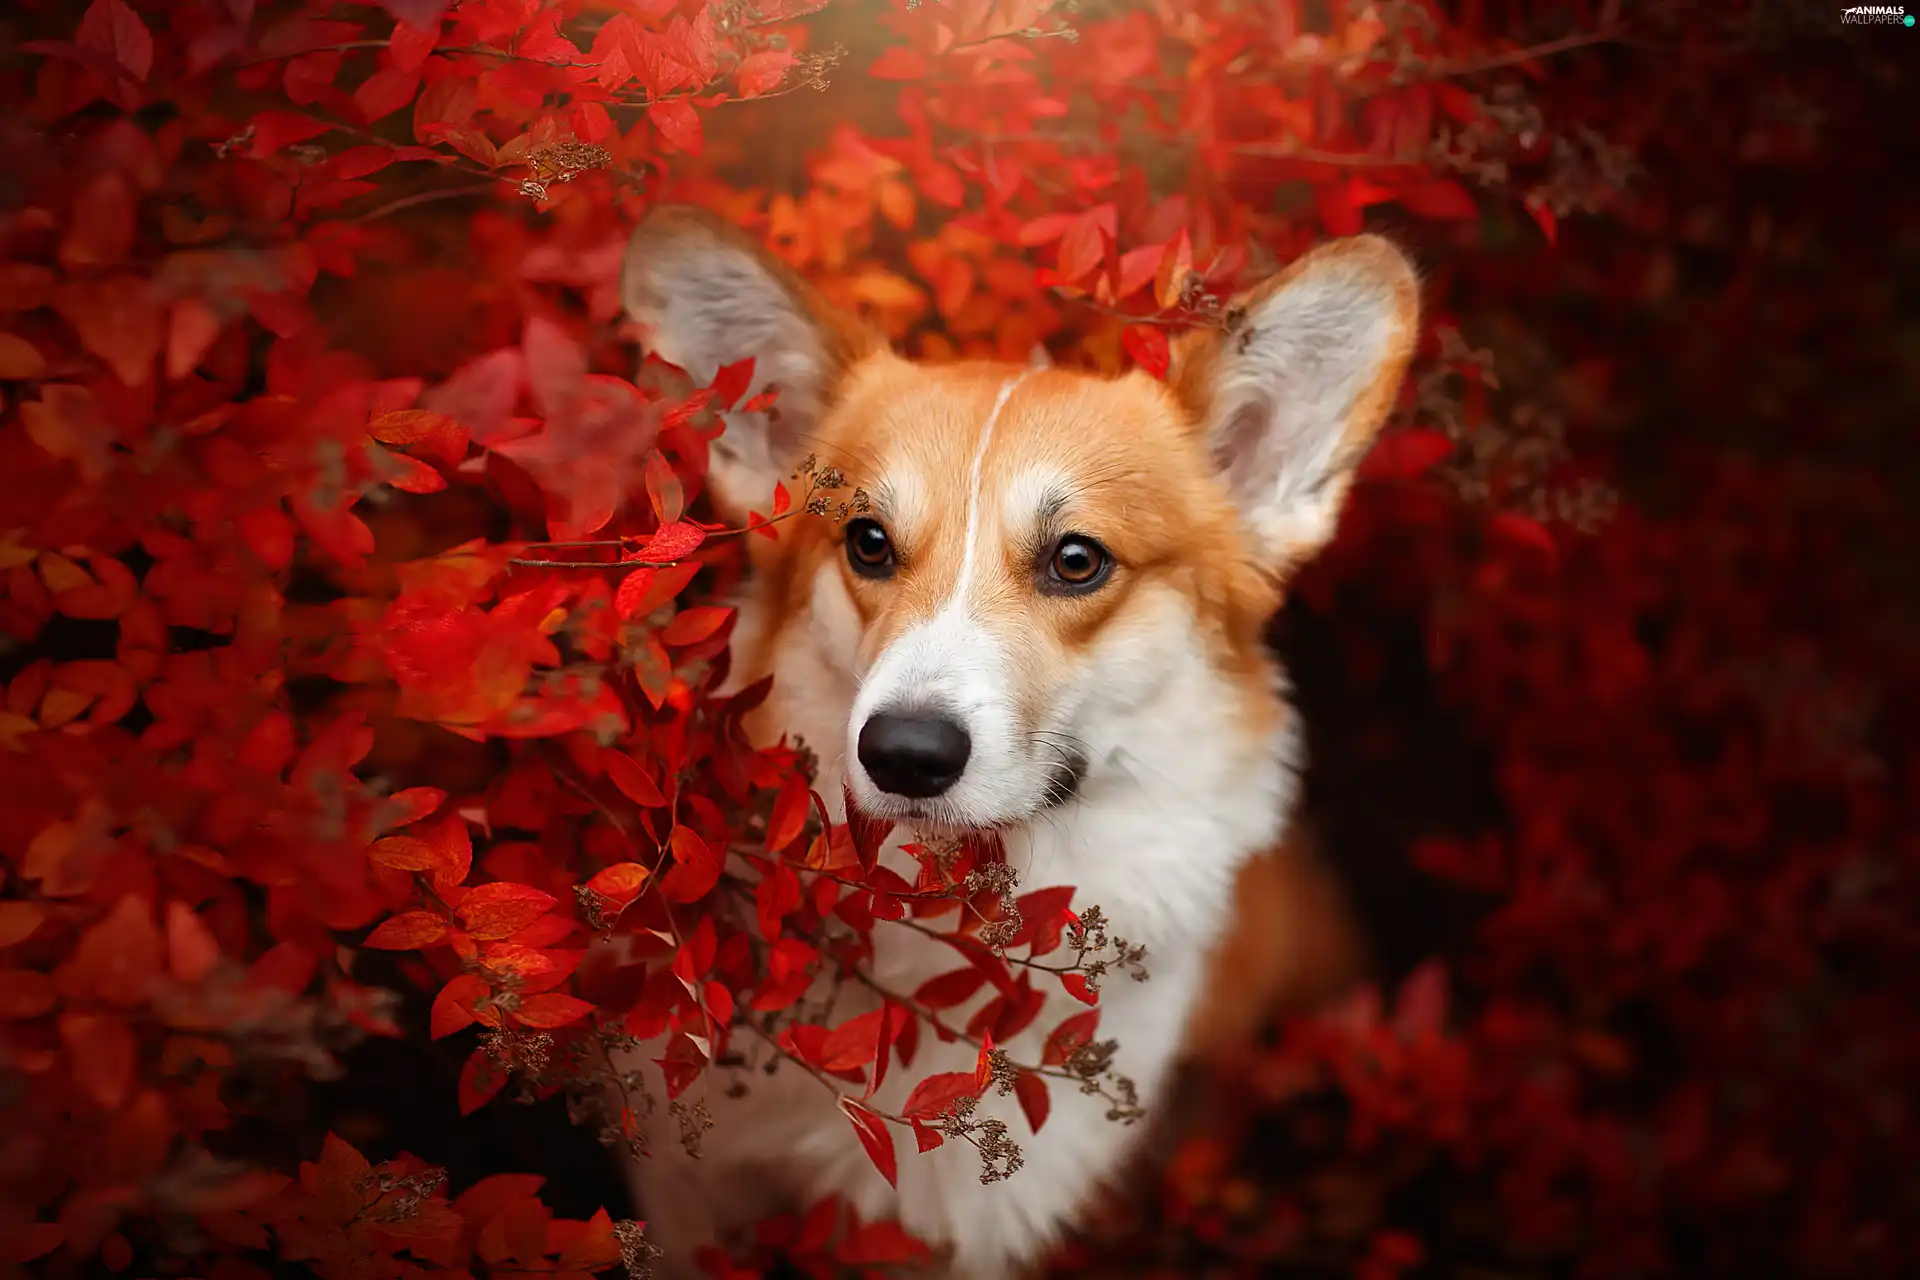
[845,518,895,578]
[1046,535,1111,592]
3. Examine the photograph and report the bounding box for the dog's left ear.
[1171,235,1420,564]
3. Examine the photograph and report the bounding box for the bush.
[1,0,1911,1277]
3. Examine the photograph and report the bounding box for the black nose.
[857,712,972,798]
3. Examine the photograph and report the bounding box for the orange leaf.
[660,605,732,647]
[458,882,558,940]
[512,993,595,1028]
[364,911,451,950]
[367,835,451,873]
[586,862,651,904]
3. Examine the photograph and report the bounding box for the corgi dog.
[615,206,1420,1278]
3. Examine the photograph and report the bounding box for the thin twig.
[350,181,504,223]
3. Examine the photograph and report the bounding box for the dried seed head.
[612,1220,664,1280]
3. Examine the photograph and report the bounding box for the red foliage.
[1,0,1911,1277]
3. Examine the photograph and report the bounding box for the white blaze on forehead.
[947,372,1034,617]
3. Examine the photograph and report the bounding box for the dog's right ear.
[622,205,877,517]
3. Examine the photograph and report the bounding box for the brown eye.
[845,518,895,578]
[1046,535,1111,592]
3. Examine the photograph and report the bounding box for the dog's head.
[624,207,1419,830]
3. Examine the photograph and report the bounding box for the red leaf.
[1121,325,1170,379]
[381,786,448,830]
[1018,212,1078,246]
[755,861,801,940]
[1013,1070,1050,1133]
[711,357,756,410]
[736,49,796,96]
[1488,511,1560,560]
[644,452,684,524]
[364,911,449,950]
[1059,972,1098,1005]
[1043,1010,1100,1065]
[246,111,331,159]
[603,750,667,807]
[660,828,722,903]
[649,100,704,155]
[571,101,613,144]
[458,1046,508,1114]
[633,521,706,563]
[902,1071,979,1120]
[818,1008,888,1072]
[913,968,987,1010]
[432,974,489,1038]
[78,0,153,82]
[355,67,421,122]
[842,784,894,874]
[1056,210,1108,283]
[839,1098,898,1188]
[1526,196,1559,245]
[911,1118,943,1152]
[973,1031,997,1093]
[513,993,596,1029]
[766,775,811,854]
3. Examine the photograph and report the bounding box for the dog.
[614,205,1420,1278]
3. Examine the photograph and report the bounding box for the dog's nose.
[857,712,972,798]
